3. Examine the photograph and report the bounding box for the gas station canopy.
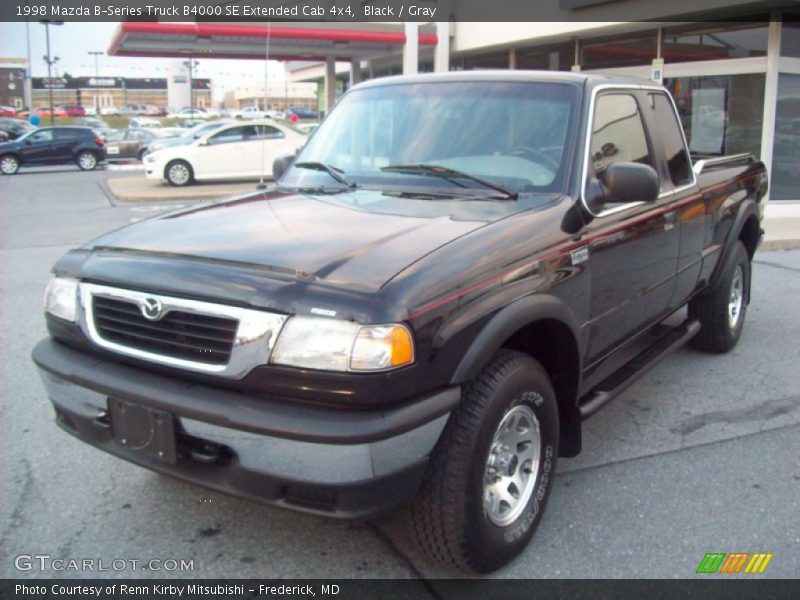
[108,21,438,62]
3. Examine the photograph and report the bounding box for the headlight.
[145,154,158,163]
[44,276,78,322]
[270,316,414,372]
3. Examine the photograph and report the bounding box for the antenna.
[257,23,272,191]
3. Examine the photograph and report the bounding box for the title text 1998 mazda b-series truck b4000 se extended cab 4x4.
[32,72,767,573]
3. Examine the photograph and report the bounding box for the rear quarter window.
[648,93,694,189]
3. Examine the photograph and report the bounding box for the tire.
[689,240,750,353]
[0,154,20,175]
[165,160,193,187]
[77,151,97,171]
[410,350,559,573]
[137,148,147,161]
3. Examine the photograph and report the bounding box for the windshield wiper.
[293,161,357,189]
[381,163,518,200]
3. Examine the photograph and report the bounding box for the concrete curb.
[761,239,800,252]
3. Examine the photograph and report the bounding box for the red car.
[17,107,64,119]
[0,106,16,118]
[57,105,86,117]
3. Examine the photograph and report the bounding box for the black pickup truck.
[32,72,766,573]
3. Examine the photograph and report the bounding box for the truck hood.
[85,188,539,291]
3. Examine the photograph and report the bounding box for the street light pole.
[88,51,103,113]
[183,59,198,119]
[40,20,63,125]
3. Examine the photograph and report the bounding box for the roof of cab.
[353,69,662,92]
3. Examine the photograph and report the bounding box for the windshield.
[281,80,578,195]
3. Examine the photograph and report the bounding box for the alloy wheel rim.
[79,153,96,169]
[728,265,744,330]
[169,164,189,184]
[1,157,17,173]
[483,403,541,527]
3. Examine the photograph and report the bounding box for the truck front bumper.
[32,338,459,519]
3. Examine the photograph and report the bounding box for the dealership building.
[106,2,800,217]
[31,75,212,112]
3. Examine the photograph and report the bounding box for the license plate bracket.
[108,398,177,464]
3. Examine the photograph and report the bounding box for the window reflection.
[771,74,800,200]
[662,23,768,62]
[664,74,765,158]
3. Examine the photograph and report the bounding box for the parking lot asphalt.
[1,167,798,582]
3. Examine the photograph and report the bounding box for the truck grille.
[92,296,238,365]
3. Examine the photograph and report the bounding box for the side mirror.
[272,154,295,180]
[586,162,659,214]
[604,162,659,204]
[197,139,208,147]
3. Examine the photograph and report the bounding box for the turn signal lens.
[350,324,414,371]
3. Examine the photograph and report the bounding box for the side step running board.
[578,319,701,420]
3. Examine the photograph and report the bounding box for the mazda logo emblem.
[140,297,164,321]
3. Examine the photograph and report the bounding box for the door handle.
[664,211,677,231]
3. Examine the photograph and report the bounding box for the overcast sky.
[0,21,287,101]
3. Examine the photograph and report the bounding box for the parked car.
[106,128,175,161]
[31,73,767,574]
[232,106,266,120]
[99,106,119,116]
[286,107,319,120]
[57,105,87,117]
[144,105,166,117]
[128,117,161,129]
[119,104,148,116]
[0,125,106,174]
[17,107,64,119]
[0,106,17,117]
[294,123,319,135]
[172,107,208,120]
[0,130,8,142]
[145,120,305,185]
[74,117,109,129]
[0,117,34,140]
[142,120,233,155]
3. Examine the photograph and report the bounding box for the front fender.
[449,294,582,385]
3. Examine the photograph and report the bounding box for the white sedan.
[144,120,306,186]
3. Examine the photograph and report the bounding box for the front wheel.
[165,160,193,186]
[1,154,20,175]
[410,350,559,573]
[689,240,751,353]
[77,151,97,171]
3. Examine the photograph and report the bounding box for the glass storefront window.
[771,73,800,200]
[516,42,575,71]
[781,19,800,57]
[580,31,658,70]
[456,51,509,70]
[662,23,768,63]
[663,73,765,159]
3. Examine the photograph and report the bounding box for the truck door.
[582,91,681,363]
[644,92,703,309]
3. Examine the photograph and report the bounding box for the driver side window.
[30,130,53,143]
[590,94,654,184]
